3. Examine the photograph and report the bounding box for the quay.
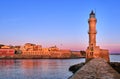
[69,58,120,79]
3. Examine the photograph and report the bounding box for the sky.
[0,0,120,53]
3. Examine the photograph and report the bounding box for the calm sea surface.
[0,55,119,79]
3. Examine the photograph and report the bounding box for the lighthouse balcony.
[88,31,97,34]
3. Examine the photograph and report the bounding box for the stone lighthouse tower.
[88,11,97,48]
[86,11,110,62]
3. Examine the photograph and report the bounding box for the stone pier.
[69,58,120,79]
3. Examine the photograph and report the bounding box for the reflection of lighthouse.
[86,11,110,62]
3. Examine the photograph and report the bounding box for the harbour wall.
[69,58,120,79]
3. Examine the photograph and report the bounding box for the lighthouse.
[88,10,97,47]
[86,11,110,62]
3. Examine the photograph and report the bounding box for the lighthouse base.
[86,46,110,63]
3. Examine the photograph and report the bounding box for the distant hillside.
[110,53,120,55]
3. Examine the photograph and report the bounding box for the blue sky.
[0,0,120,53]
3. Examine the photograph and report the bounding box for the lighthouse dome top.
[90,10,95,18]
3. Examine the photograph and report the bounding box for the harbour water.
[0,55,119,79]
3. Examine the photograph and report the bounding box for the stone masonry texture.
[70,58,120,79]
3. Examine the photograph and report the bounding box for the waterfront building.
[23,43,42,51]
[48,46,59,51]
[0,43,84,58]
[1,45,11,49]
[86,11,109,62]
[21,43,74,58]
[0,44,4,48]
[0,49,15,57]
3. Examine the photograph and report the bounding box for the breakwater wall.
[69,58,120,79]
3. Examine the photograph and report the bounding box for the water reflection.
[0,59,85,79]
[0,60,14,66]
[0,55,119,79]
